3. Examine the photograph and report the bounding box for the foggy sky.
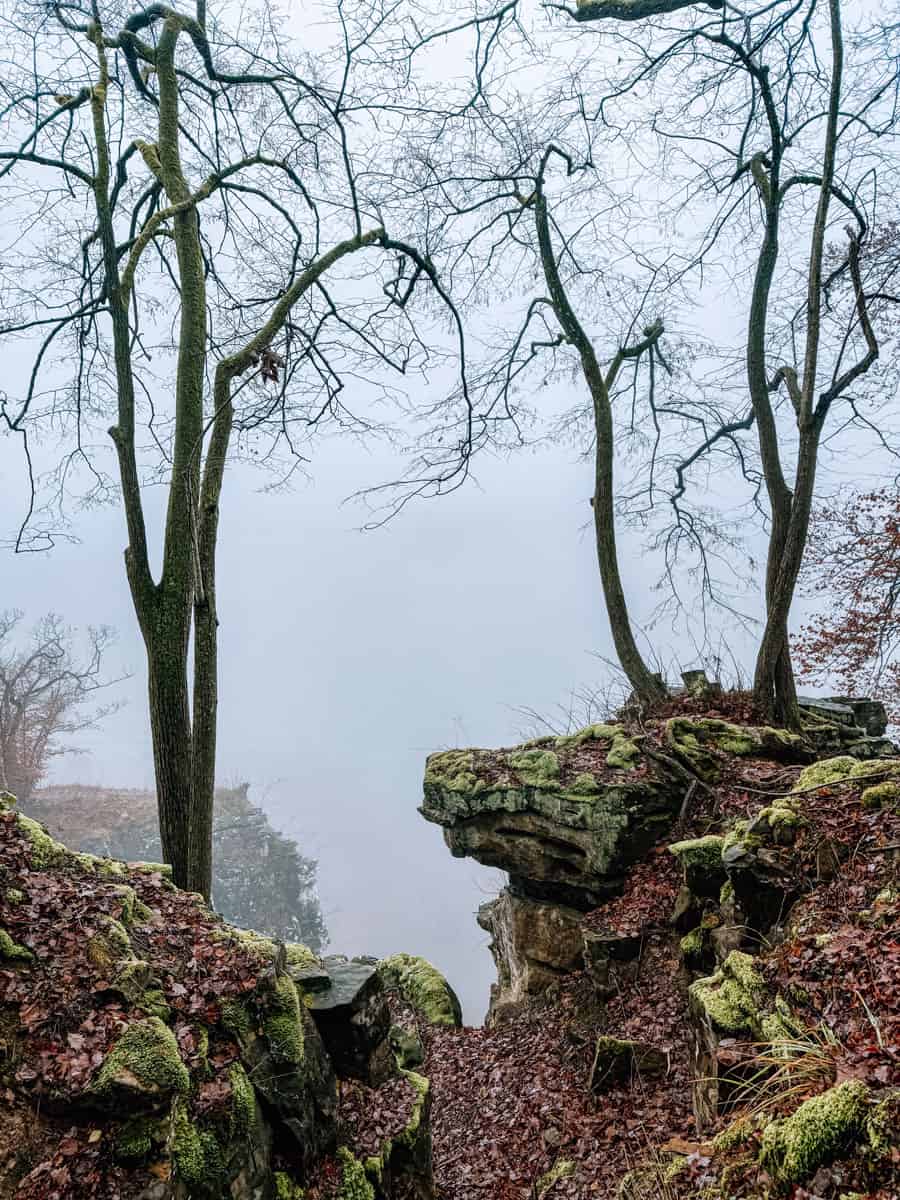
[3,424,768,1021]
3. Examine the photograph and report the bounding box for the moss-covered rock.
[0,926,33,962]
[113,1115,162,1162]
[590,1036,667,1090]
[111,884,154,926]
[274,1173,306,1199]
[861,781,900,809]
[89,1017,189,1107]
[264,972,306,1065]
[377,953,462,1027]
[87,917,132,971]
[666,718,806,781]
[690,951,766,1036]
[668,835,726,898]
[759,1080,869,1183]
[170,1096,207,1188]
[337,1147,375,1199]
[285,942,320,972]
[679,917,719,973]
[507,748,561,788]
[422,728,688,909]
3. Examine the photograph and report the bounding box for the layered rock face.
[477,892,584,1022]
[422,714,894,1019]
[421,725,690,911]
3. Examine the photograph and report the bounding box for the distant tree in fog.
[26,781,327,950]
[0,612,118,803]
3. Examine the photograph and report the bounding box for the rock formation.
[422,712,897,1020]
[0,791,452,1200]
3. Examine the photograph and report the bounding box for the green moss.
[690,951,765,1035]
[536,1159,575,1194]
[87,918,132,971]
[0,791,15,810]
[337,1147,375,1200]
[0,927,33,962]
[5,888,24,905]
[263,973,305,1064]
[554,723,620,749]
[850,757,900,778]
[861,781,900,809]
[90,1017,189,1100]
[130,861,173,878]
[605,735,641,770]
[399,1069,430,1147]
[378,953,462,1027]
[76,852,126,879]
[507,748,561,788]
[195,1025,210,1076]
[567,772,602,796]
[112,885,154,926]
[424,750,482,796]
[669,835,725,871]
[794,757,858,791]
[713,1118,753,1153]
[228,1062,256,1136]
[220,998,253,1042]
[680,927,704,958]
[275,1173,306,1200]
[284,942,319,971]
[866,1090,900,1156]
[722,819,760,854]
[720,880,735,905]
[171,1097,205,1187]
[15,813,71,868]
[759,1080,868,1182]
[113,1115,159,1162]
[139,986,172,1023]
[220,925,279,960]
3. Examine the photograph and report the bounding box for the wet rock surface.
[478,889,584,1020]
[306,957,393,1086]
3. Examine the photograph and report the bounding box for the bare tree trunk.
[534,155,666,706]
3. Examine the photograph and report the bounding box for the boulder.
[377,954,463,1028]
[477,889,584,1017]
[722,822,803,937]
[668,835,727,899]
[220,962,337,1169]
[421,726,690,909]
[306,957,393,1086]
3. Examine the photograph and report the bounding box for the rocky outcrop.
[421,725,692,910]
[0,793,436,1200]
[377,953,463,1028]
[477,889,584,1019]
[421,717,842,1015]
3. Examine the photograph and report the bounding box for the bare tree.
[0,0,470,895]
[564,0,900,724]
[0,612,118,803]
